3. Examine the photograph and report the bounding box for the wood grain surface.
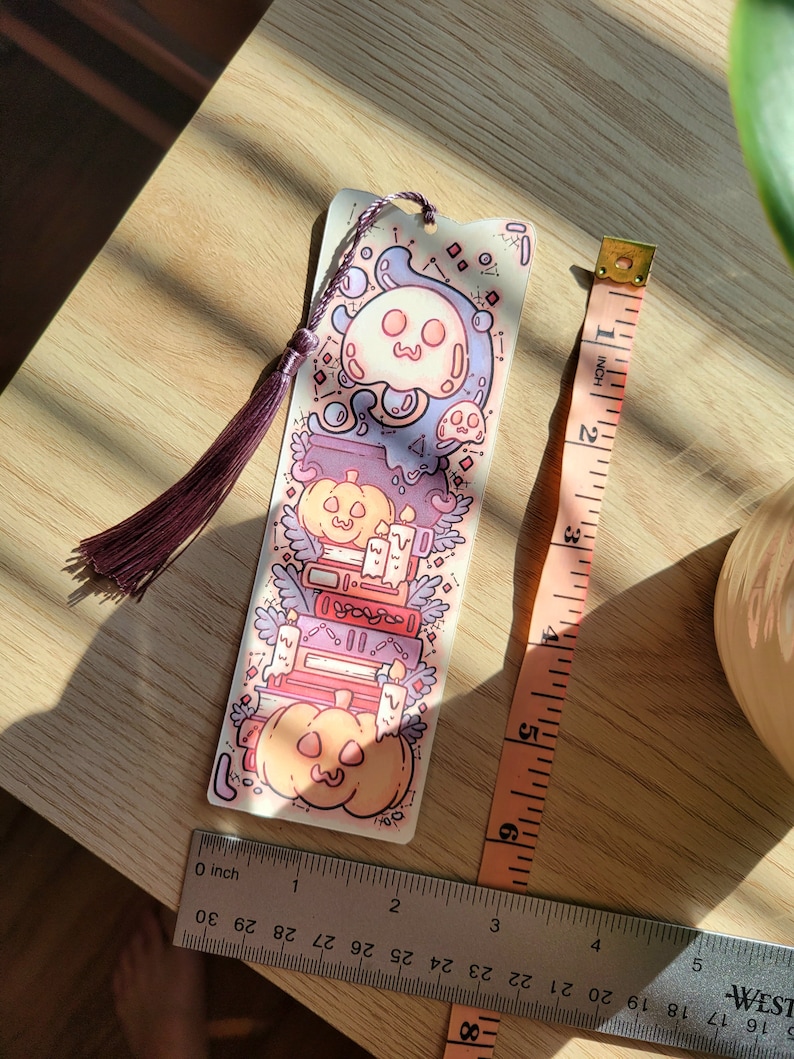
[0,791,372,1058]
[1,0,793,1057]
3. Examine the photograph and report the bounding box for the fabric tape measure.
[175,239,793,1056]
[473,236,658,890]
[175,831,794,1057]
[444,236,656,1054]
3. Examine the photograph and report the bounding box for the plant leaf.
[281,504,322,563]
[730,0,794,268]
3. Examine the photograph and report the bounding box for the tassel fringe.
[79,329,318,598]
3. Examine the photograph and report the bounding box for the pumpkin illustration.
[255,690,413,817]
[297,469,395,548]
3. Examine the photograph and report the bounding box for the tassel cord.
[308,192,436,331]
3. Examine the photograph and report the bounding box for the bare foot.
[113,905,210,1059]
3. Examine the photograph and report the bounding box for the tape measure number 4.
[176,832,794,1058]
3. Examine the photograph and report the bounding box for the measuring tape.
[175,832,794,1058]
[477,236,657,890]
[444,236,656,1054]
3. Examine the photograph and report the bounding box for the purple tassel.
[79,329,318,598]
[78,192,436,598]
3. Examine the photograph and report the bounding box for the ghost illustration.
[310,246,494,481]
[436,400,486,450]
[340,285,470,422]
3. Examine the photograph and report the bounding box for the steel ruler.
[175,831,794,1058]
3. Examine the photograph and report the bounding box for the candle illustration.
[362,520,390,580]
[383,505,417,588]
[263,609,299,684]
[376,659,408,740]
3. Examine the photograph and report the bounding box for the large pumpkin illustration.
[255,690,413,817]
[297,468,395,548]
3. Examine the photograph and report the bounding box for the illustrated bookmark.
[204,190,535,841]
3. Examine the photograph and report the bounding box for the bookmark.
[208,189,535,842]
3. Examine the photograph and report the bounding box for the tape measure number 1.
[444,237,656,1057]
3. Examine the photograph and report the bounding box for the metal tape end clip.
[596,238,657,287]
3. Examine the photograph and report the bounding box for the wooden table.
[2,1,793,1056]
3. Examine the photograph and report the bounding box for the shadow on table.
[2,271,791,1057]
[3,302,793,1058]
[2,0,792,1051]
[2,513,792,1057]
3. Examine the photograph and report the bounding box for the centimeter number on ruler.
[176,831,794,1059]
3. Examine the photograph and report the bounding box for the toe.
[158,905,177,943]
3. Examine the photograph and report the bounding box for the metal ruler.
[176,831,794,1058]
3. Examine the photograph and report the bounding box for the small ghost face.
[255,700,413,816]
[342,287,469,414]
[436,400,486,449]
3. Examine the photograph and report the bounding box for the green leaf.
[729,0,794,269]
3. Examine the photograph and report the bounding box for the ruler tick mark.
[485,837,536,851]
[581,338,631,352]
[565,439,612,452]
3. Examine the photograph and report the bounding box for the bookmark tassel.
[78,191,437,598]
